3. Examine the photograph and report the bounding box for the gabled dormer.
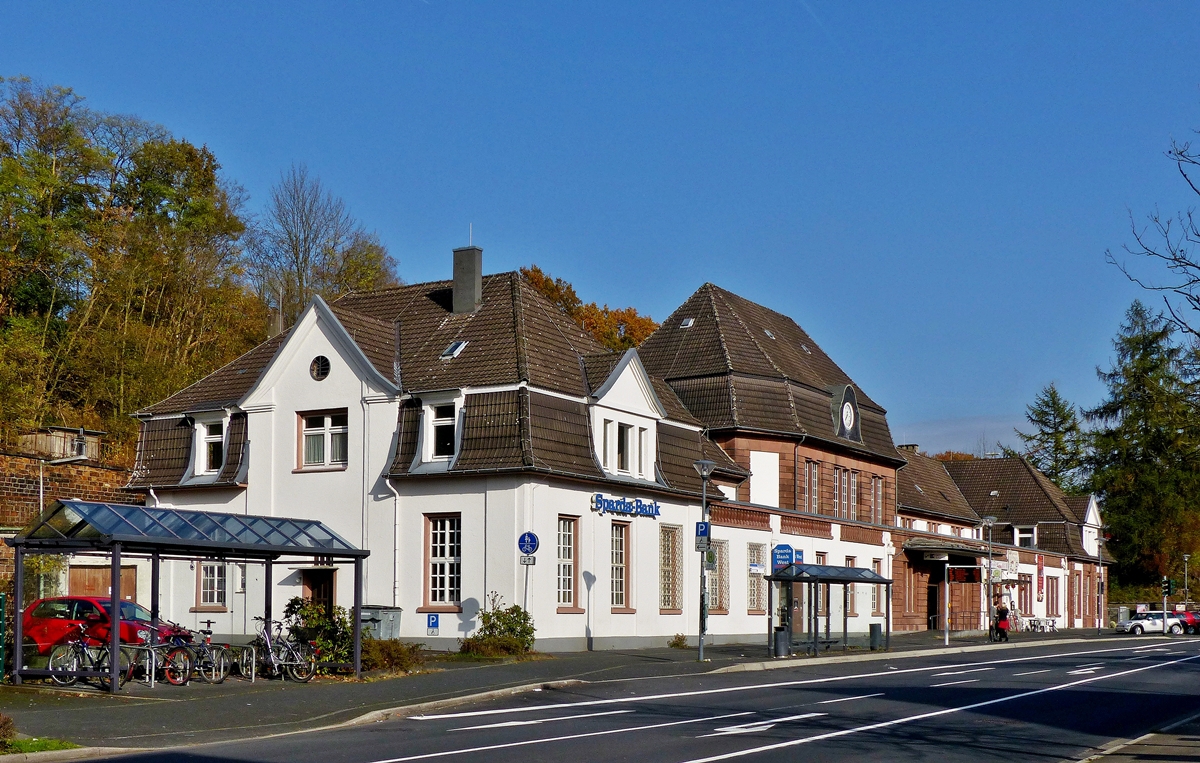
[587,350,666,482]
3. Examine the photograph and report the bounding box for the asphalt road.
[110,639,1200,763]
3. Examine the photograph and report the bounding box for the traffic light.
[1162,577,1171,597]
[1169,579,1177,596]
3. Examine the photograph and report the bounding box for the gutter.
[385,477,401,607]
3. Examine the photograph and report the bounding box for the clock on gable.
[830,384,863,443]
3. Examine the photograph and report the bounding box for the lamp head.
[982,515,997,526]
[693,459,717,479]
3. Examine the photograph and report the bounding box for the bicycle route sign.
[427,614,439,637]
[518,531,539,555]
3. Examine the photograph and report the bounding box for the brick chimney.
[452,246,483,314]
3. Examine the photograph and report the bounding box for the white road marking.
[817,693,884,704]
[1075,662,1104,668]
[698,713,825,738]
[1066,668,1101,675]
[932,667,994,677]
[677,653,1200,763]
[450,710,632,731]
[409,644,1150,722]
[930,679,979,687]
[369,711,753,762]
[1011,669,1051,676]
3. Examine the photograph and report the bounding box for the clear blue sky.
[5,2,1198,453]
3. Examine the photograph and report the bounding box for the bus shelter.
[6,499,370,693]
[766,562,893,656]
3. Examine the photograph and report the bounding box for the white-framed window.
[428,515,461,606]
[815,552,828,615]
[611,522,629,608]
[638,427,648,477]
[558,517,577,607]
[870,476,884,524]
[707,539,729,614]
[747,543,766,612]
[806,461,820,513]
[200,563,226,608]
[431,404,456,458]
[845,557,857,615]
[235,563,247,594]
[301,410,348,468]
[1016,526,1036,548]
[204,422,224,473]
[659,524,683,611]
[871,559,883,614]
[602,420,613,468]
[617,423,632,472]
[849,471,858,521]
[832,467,852,519]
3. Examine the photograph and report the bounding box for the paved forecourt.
[108,639,1200,763]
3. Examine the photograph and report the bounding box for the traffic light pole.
[1163,576,1170,635]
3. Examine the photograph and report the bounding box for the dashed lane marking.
[698,713,826,738]
[932,667,994,677]
[450,710,633,732]
[817,693,885,704]
[1012,669,1052,676]
[930,679,980,687]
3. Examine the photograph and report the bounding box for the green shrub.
[0,712,15,750]
[460,592,535,656]
[667,633,688,649]
[283,596,353,669]
[361,639,425,672]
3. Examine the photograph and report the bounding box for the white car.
[1116,611,1184,635]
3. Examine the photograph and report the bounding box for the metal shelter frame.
[6,500,370,693]
[766,563,893,656]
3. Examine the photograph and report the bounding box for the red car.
[1178,610,1200,635]
[22,597,169,655]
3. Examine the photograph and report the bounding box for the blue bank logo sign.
[591,493,661,518]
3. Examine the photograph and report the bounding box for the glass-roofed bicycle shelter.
[766,563,893,657]
[6,499,370,693]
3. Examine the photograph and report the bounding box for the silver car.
[1116,611,1184,635]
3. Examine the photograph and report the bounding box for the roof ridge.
[712,287,791,381]
[510,273,530,383]
[1020,457,1076,522]
[329,303,394,329]
[705,284,735,373]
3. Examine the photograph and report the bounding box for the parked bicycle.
[47,622,132,691]
[249,616,317,682]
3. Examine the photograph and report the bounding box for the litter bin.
[869,623,882,651]
[773,626,790,658]
[360,606,403,640]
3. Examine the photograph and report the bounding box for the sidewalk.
[1083,710,1200,761]
[0,629,1148,751]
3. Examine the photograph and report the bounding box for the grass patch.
[4,738,80,754]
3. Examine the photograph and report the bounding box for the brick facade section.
[0,453,139,578]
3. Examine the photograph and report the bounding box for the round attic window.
[310,356,331,381]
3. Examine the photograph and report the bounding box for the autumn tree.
[1086,301,1200,583]
[1011,383,1088,492]
[247,165,397,330]
[521,265,658,352]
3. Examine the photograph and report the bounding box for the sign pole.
[698,475,708,662]
[944,561,949,647]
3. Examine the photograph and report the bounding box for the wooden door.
[69,566,137,602]
[302,568,335,615]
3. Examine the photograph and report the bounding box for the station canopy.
[8,499,368,560]
[768,563,892,585]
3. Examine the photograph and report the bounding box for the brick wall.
[0,452,140,578]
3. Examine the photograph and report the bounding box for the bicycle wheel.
[47,645,79,687]
[163,646,192,686]
[97,648,132,692]
[285,643,317,683]
[198,646,230,684]
[236,645,256,678]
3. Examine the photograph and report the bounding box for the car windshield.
[99,601,153,622]
[1131,613,1162,620]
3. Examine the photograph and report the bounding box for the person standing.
[996,601,1011,642]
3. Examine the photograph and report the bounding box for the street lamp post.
[1185,554,1191,606]
[1096,537,1105,634]
[693,459,717,662]
[982,516,997,640]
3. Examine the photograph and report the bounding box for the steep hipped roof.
[140,332,290,415]
[638,283,902,464]
[895,446,979,524]
[334,272,607,396]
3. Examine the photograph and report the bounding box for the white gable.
[591,350,665,419]
[243,297,397,409]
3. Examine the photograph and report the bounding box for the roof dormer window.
[432,404,456,458]
[204,422,224,474]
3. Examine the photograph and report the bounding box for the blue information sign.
[427,614,439,629]
[696,521,710,537]
[518,531,539,555]
[772,544,794,572]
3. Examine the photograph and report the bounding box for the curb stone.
[711,635,1166,673]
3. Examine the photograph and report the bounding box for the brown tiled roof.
[639,283,902,464]
[335,273,607,396]
[329,305,397,382]
[389,399,421,475]
[1062,494,1091,524]
[656,423,746,493]
[944,457,1100,559]
[648,377,702,427]
[127,417,193,489]
[452,390,527,472]
[895,446,979,524]
[525,390,604,478]
[581,352,622,394]
[141,332,289,415]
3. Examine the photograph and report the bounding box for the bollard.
[869,623,882,651]
[773,627,790,658]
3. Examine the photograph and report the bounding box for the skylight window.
[680,318,695,328]
[914,484,925,494]
[440,341,468,360]
[763,329,776,339]
[801,344,812,354]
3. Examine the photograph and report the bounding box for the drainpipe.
[148,488,161,508]
[386,477,401,607]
